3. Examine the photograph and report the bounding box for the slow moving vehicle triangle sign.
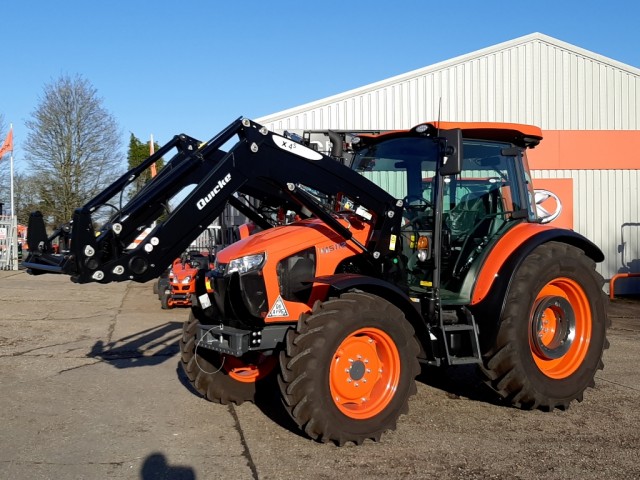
[267,295,289,318]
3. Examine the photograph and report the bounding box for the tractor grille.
[211,265,267,328]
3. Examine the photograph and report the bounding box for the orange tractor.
[159,251,211,309]
[25,118,608,445]
[157,223,257,308]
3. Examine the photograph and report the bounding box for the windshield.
[352,136,528,221]
[352,137,440,202]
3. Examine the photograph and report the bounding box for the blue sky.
[1,0,638,172]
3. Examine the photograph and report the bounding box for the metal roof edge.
[257,33,640,124]
[529,32,640,75]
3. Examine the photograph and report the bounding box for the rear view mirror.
[440,128,463,176]
[534,189,563,224]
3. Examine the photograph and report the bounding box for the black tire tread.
[179,311,264,406]
[479,241,609,410]
[279,292,420,446]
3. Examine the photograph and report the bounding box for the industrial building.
[258,32,640,294]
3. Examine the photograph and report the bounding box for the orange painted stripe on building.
[528,130,640,170]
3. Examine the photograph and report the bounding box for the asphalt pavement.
[1,270,639,479]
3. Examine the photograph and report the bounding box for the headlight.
[181,276,192,284]
[227,253,265,274]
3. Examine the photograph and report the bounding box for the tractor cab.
[349,122,541,303]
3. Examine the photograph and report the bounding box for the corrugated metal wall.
[532,169,640,293]
[259,34,640,132]
[257,33,640,292]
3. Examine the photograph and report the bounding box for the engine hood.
[216,217,367,263]
[171,263,198,276]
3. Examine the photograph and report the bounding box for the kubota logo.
[196,173,232,210]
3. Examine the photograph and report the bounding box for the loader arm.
[25,118,402,284]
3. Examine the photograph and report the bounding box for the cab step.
[441,309,482,366]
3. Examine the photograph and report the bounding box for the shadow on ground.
[417,364,505,405]
[140,452,195,480]
[175,360,306,440]
[175,351,505,443]
[89,322,183,368]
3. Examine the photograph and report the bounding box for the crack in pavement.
[56,359,104,374]
[105,282,135,345]
[228,404,259,480]
[595,375,640,392]
[0,339,89,358]
[0,459,129,467]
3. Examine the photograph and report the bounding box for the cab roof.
[356,121,543,148]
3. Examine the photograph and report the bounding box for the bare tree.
[24,75,123,227]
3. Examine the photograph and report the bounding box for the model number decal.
[273,135,323,161]
[319,241,347,254]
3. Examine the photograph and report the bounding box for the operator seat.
[447,191,494,242]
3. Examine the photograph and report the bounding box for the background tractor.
[159,250,209,309]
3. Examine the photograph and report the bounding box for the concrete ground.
[0,270,639,480]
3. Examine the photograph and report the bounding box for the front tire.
[480,242,609,410]
[157,279,169,300]
[160,293,170,310]
[279,292,420,445]
[179,312,277,405]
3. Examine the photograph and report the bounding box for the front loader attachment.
[24,211,71,275]
[23,119,254,283]
[23,126,213,282]
[23,118,401,284]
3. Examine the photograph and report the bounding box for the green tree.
[127,133,164,197]
[24,75,122,228]
[13,172,40,226]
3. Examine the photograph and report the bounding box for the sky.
[1,0,639,173]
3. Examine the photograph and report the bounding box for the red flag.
[150,134,157,178]
[0,129,12,158]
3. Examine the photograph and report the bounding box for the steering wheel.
[403,195,432,212]
[402,196,433,231]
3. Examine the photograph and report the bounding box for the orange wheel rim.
[529,277,592,379]
[224,354,277,383]
[329,328,401,419]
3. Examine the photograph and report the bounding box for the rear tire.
[179,312,277,405]
[279,292,420,445]
[479,242,609,410]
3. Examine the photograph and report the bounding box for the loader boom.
[25,118,406,284]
